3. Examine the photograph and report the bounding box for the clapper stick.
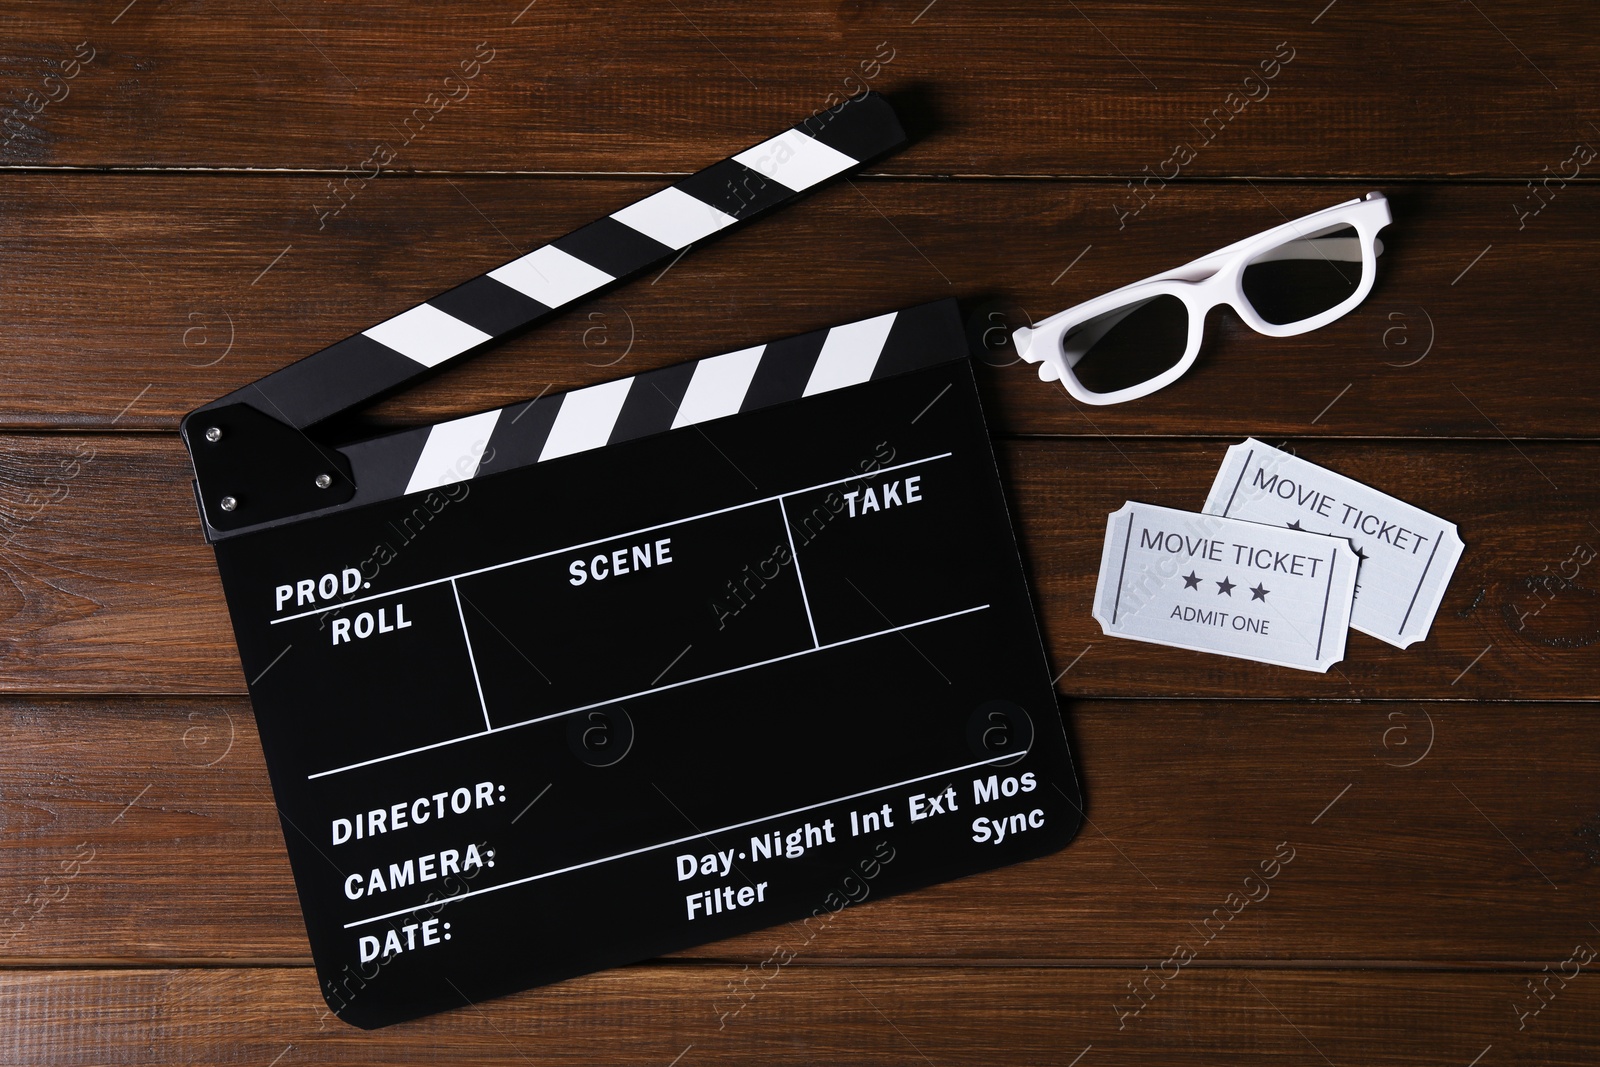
[339,299,964,508]
[182,93,907,536]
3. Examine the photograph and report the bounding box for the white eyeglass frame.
[1012,191,1392,406]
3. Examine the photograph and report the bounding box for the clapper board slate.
[179,94,1081,1028]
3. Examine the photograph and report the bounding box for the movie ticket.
[1203,439,1464,648]
[1093,502,1359,672]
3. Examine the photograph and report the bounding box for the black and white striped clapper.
[184,91,908,535]
[185,92,1081,1030]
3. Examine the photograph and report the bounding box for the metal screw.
[204,426,223,443]
[219,496,238,512]
[314,473,333,489]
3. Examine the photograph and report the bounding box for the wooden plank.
[2,2,1590,1058]
[0,965,1594,1063]
[0,177,1594,436]
[0,435,1591,697]
[1,2,1594,177]
[2,697,1594,963]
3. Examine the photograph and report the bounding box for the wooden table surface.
[3,2,1598,1063]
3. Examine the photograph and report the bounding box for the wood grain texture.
[2,697,1594,964]
[0,177,1596,436]
[0,435,1591,697]
[2,0,1597,1058]
[1,965,1596,1064]
[1,2,1594,177]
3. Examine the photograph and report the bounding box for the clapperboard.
[181,93,1081,1028]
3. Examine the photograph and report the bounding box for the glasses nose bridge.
[1147,265,1235,333]
[1164,248,1235,288]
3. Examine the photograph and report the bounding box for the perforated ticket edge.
[1203,438,1466,649]
[1091,501,1359,673]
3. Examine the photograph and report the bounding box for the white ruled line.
[778,497,820,649]
[306,603,990,780]
[271,452,955,626]
[451,579,492,731]
[342,748,1020,930]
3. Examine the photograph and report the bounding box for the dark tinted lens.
[1065,294,1189,395]
[1241,224,1363,326]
